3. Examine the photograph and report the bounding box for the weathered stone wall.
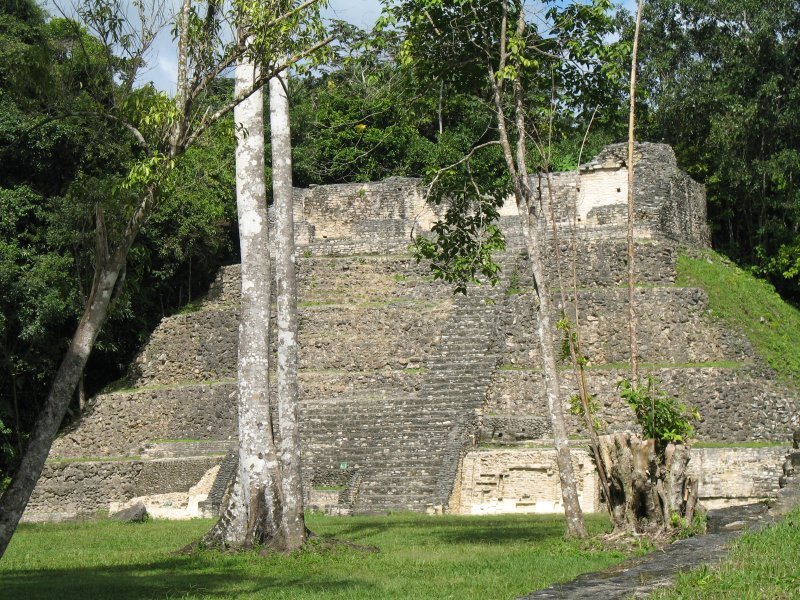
[51,383,237,458]
[273,177,442,255]
[131,256,452,386]
[271,143,707,257]
[454,446,786,515]
[498,288,753,368]
[533,143,710,245]
[23,457,221,521]
[688,447,786,509]
[483,365,798,442]
[454,448,600,515]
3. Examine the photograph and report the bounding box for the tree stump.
[597,432,699,534]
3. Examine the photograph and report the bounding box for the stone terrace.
[26,143,800,520]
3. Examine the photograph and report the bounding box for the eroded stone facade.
[25,143,798,520]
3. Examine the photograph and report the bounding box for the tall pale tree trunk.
[517,209,588,538]
[204,58,284,548]
[270,73,305,550]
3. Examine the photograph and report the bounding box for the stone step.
[141,440,236,458]
[306,442,451,456]
[305,451,448,465]
[301,404,463,418]
[352,494,434,512]
[358,473,439,486]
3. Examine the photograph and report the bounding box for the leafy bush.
[618,376,700,444]
[568,392,602,431]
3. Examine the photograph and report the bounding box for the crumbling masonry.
[25,143,798,521]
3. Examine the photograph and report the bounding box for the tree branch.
[27,112,149,149]
[185,34,335,148]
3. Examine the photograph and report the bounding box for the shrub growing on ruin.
[618,376,700,444]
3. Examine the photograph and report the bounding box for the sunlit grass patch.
[1,512,629,600]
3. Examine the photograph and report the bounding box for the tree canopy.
[638,0,800,301]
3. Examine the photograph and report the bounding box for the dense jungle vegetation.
[1,0,798,488]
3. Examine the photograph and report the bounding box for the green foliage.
[676,249,800,390]
[556,315,587,367]
[413,207,507,295]
[569,392,602,432]
[506,267,525,295]
[637,0,800,301]
[290,25,492,186]
[383,0,627,294]
[618,376,700,444]
[0,513,630,599]
[671,511,707,540]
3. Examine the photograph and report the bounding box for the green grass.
[584,360,746,371]
[496,361,744,373]
[177,300,204,315]
[0,513,629,600]
[652,508,800,599]
[676,249,800,389]
[691,440,789,449]
[45,455,142,464]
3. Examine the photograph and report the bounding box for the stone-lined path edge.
[520,503,773,599]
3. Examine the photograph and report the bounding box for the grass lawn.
[676,249,800,390]
[0,513,630,599]
[652,508,800,599]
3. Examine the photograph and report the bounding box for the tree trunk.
[517,211,587,538]
[597,432,698,534]
[203,57,284,550]
[485,1,586,537]
[270,73,305,551]
[626,0,644,384]
[11,374,22,453]
[0,212,145,558]
[78,376,86,413]
[543,169,612,515]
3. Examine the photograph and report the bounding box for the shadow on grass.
[0,554,371,600]
[314,514,587,547]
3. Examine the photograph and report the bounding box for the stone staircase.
[28,207,800,520]
[348,283,502,512]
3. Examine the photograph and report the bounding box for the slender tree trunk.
[77,376,86,413]
[483,0,586,538]
[270,73,305,550]
[626,0,644,384]
[517,211,587,537]
[0,189,153,558]
[542,170,612,514]
[203,57,284,550]
[438,79,444,136]
[11,374,21,453]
